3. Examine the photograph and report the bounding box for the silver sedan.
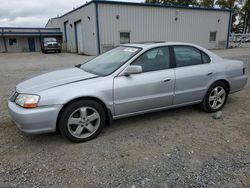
[8,42,248,142]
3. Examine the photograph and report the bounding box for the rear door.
[171,45,215,105]
[113,46,175,116]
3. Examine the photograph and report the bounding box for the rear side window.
[173,46,203,67]
[202,52,211,64]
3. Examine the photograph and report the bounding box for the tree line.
[145,0,250,33]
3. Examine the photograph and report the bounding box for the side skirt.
[113,100,202,120]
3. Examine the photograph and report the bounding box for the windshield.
[81,46,141,76]
[44,38,57,42]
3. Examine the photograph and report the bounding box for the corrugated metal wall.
[54,3,98,55]
[0,37,5,52]
[98,4,230,52]
[3,36,41,52]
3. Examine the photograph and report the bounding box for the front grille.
[48,44,58,48]
[9,92,19,102]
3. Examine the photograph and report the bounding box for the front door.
[172,45,216,104]
[114,46,175,116]
[28,37,36,52]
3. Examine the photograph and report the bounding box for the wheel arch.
[212,79,231,93]
[56,96,113,131]
[202,79,231,101]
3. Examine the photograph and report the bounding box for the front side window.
[132,47,170,72]
[209,32,217,42]
[173,46,203,67]
[120,32,130,44]
[81,46,141,76]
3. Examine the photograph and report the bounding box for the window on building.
[173,46,203,67]
[132,47,170,72]
[209,32,217,42]
[9,38,17,46]
[120,32,130,44]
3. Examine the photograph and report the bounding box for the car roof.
[122,42,202,49]
[121,42,223,62]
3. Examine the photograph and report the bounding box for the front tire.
[200,81,229,113]
[59,100,106,142]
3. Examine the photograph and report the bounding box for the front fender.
[37,76,114,114]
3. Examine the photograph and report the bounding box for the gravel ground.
[0,49,250,188]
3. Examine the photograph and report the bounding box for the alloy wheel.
[209,86,226,110]
[67,106,101,139]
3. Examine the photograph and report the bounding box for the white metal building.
[0,27,62,53]
[46,0,231,56]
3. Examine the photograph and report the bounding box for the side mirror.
[75,64,82,68]
[123,65,142,76]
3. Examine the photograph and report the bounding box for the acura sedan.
[8,42,247,142]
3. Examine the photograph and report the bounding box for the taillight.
[243,68,245,75]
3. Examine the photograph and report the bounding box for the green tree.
[145,0,161,3]
[145,0,199,6]
[239,0,250,33]
[200,0,215,7]
[216,0,238,8]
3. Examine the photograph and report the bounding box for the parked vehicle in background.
[229,34,250,48]
[8,42,248,142]
[41,37,61,53]
[245,38,250,43]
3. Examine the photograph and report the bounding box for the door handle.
[162,78,171,82]
[207,72,213,76]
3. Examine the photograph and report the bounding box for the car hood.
[16,68,98,93]
[46,41,58,45]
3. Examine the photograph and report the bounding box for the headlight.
[15,94,40,108]
[44,44,48,47]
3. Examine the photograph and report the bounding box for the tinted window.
[44,38,57,42]
[173,46,202,67]
[202,52,211,64]
[132,47,170,72]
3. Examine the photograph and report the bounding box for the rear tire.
[59,100,106,143]
[200,81,229,113]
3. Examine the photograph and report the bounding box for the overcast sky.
[0,0,143,27]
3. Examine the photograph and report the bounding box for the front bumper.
[44,47,60,50]
[8,101,63,134]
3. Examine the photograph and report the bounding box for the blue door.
[28,38,36,52]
